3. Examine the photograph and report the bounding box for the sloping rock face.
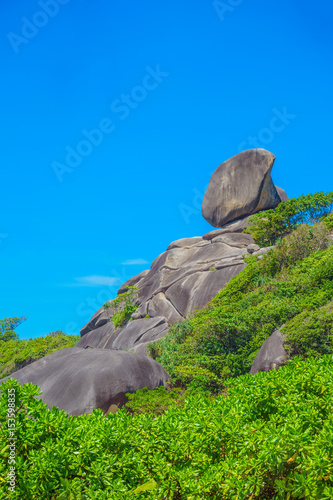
[1,347,169,416]
[79,224,257,354]
[250,329,288,375]
[202,149,283,228]
[77,317,169,356]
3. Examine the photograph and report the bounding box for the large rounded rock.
[202,149,282,228]
[1,347,169,416]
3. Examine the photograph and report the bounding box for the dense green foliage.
[0,317,27,343]
[1,356,333,499]
[244,192,333,246]
[148,223,333,392]
[2,194,333,498]
[0,332,80,379]
[126,386,187,416]
[103,286,138,328]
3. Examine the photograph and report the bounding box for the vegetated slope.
[0,332,80,379]
[1,356,333,499]
[1,193,333,499]
[148,218,333,393]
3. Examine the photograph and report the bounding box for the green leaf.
[130,480,157,494]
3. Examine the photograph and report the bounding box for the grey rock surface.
[167,237,203,250]
[212,233,254,247]
[77,317,168,355]
[202,149,282,228]
[79,227,257,354]
[76,322,116,349]
[80,304,115,337]
[276,186,288,202]
[250,329,288,375]
[202,216,251,240]
[247,243,261,254]
[1,347,169,416]
[110,317,168,351]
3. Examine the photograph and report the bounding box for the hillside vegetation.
[0,332,80,379]
[1,192,333,499]
[1,356,333,499]
[147,220,333,395]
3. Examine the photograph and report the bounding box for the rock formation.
[1,148,288,414]
[77,230,255,354]
[202,149,286,227]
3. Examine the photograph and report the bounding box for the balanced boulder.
[78,149,287,358]
[202,149,282,227]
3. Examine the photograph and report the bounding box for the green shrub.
[283,300,333,358]
[102,287,139,328]
[244,192,333,246]
[125,386,186,416]
[322,213,333,229]
[1,356,333,498]
[147,322,193,377]
[0,332,80,379]
[112,303,138,327]
[0,317,27,342]
[263,222,331,271]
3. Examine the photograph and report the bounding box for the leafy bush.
[1,356,333,498]
[264,222,331,270]
[149,223,333,390]
[283,300,333,358]
[0,317,27,342]
[0,332,80,379]
[322,213,333,229]
[244,192,333,246]
[126,386,186,416]
[103,286,139,328]
[112,303,138,327]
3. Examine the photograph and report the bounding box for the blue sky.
[1,0,332,339]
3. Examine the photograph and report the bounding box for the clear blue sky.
[1,0,332,339]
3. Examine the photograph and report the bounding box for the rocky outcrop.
[3,148,287,416]
[79,223,258,354]
[250,329,288,375]
[79,148,288,356]
[1,347,169,416]
[202,149,283,228]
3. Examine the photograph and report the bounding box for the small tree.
[0,316,27,342]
